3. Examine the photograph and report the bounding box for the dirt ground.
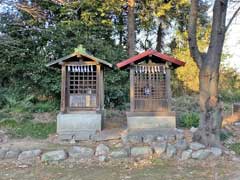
[0,157,240,180]
[0,137,240,180]
[1,113,240,180]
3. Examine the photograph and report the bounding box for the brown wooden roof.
[46,52,113,68]
[116,49,185,69]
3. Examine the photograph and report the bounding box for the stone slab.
[57,112,102,140]
[127,113,176,130]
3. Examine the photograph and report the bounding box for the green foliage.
[230,143,240,155]
[179,112,199,128]
[74,44,87,54]
[220,90,240,103]
[220,130,233,141]
[29,101,58,113]
[0,118,56,139]
[219,66,240,103]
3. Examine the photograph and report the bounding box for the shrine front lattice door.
[133,64,168,112]
[67,64,98,111]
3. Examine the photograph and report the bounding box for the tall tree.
[127,0,136,57]
[188,0,240,146]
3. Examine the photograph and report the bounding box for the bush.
[0,118,56,139]
[219,89,240,103]
[179,112,199,128]
[230,143,240,155]
[220,130,233,141]
[30,101,59,113]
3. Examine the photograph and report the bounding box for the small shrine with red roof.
[117,49,185,130]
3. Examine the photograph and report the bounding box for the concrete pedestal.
[57,111,102,140]
[126,112,176,130]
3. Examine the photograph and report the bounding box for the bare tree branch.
[225,5,240,32]
[50,0,66,5]
[16,3,46,20]
[188,0,203,68]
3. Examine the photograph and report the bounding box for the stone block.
[152,142,167,156]
[190,142,205,151]
[166,145,177,158]
[18,149,42,161]
[192,149,211,160]
[5,149,21,159]
[181,149,192,160]
[127,112,176,130]
[57,112,102,140]
[41,150,67,162]
[95,144,109,156]
[110,149,128,159]
[131,146,152,157]
[68,146,94,159]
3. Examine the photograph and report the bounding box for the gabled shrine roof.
[46,52,113,68]
[116,49,185,69]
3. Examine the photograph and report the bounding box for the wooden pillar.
[60,65,67,113]
[130,67,135,112]
[100,67,104,111]
[96,64,101,111]
[165,67,171,111]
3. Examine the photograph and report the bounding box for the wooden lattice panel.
[67,65,97,109]
[133,64,168,112]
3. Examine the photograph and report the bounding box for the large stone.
[110,149,128,159]
[57,112,102,140]
[121,133,128,144]
[5,149,21,159]
[41,150,67,162]
[209,147,222,157]
[143,135,155,144]
[190,127,198,133]
[152,142,167,156]
[192,149,211,160]
[175,139,188,151]
[167,134,176,142]
[127,135,143,144]
[0,147,8,159]
[127,113,176,129]
[189,142,205,151]
[131,146,153,157]
[98,155,108,162]
[166,145,177,158]
[181,149,192,160]
[156,136,166,142]
[176,130,185,140]
[18,149,42,161]
[68,146,94,159]
[95,144,109,156]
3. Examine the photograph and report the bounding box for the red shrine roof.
[116,49,185,69]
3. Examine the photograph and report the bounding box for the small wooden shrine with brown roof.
[117,49,185,130]
[47,47,112,140]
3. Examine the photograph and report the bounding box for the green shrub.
[220,130,233,141]
[179,112,199,128]
[0,118,56,139]
[220,89,240,103]
[30,101,58,113]
[230,143,240,155]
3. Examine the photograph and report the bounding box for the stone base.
[126,112,176,130]
[57,111,102,140]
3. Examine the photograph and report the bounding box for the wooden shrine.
[117,49,185,130]
[47,50,112,140]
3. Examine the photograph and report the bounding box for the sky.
[224,4,240,71]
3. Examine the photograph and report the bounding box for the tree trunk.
[127,0,136,57]
[188,0,230,146]
[193,62,223,147]
[156,22,163,52]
